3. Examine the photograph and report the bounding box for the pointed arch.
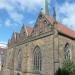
[33,46,42,72]
[17,49,23,71]
[64,43,72,60]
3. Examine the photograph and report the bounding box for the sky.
[0,0,75,46]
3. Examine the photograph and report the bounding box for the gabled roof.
[25,26,32,36]
[45,15,75,39]
[20,25,32,35]
[8,25,32,46]
[8,12,75,47]
[11,32,18,42]
[57,23,75,39]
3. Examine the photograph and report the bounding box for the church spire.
[53,6,56,21]
[53,0,57,21]
[41,0,49,15]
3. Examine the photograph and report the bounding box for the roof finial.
[53,0,57,24]
[53,0,56,20]
[41,0,49,15]
[53,6,56,21]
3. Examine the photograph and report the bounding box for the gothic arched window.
[17,49,22,71]
[33,46,42,72]
[64,43,72,60]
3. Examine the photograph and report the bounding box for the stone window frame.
[17,49,23,71]
[64,43,72,60]
[33,46,42,72]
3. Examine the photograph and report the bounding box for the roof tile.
[45,15,75,39]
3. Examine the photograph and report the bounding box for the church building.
[2,0,75,75]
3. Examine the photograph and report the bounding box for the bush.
[55,68,70,75]
[55,60,75,75]
[55,68,62,75]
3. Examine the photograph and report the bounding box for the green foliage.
[62,60,75,75]
[55,60,75,75]
[55,68,62,75]
[55,68,70,75]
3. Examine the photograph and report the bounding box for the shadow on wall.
[55,68,70,75]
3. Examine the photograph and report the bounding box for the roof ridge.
[45,15,75,39]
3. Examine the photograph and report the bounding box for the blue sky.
[0,0,75,45]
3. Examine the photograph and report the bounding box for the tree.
[55,60,75,75]
[62,60,75,75]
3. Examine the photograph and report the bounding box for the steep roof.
[45,15,75,39]
[20,25,32,36]
[8,25,33,46]
[15,32,20,38]
[25,26,32,35]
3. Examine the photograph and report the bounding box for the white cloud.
[29,20,35,25]
[0,0,43,11]
[5,19,12,27]
[0,42,7,48]
[0,0,44,26]
[58,2,75,30]
[14,0,43,10]
[0,0,45,12]
[0,0,14,11]
[0,0,23,25]
[9,11,24,24]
